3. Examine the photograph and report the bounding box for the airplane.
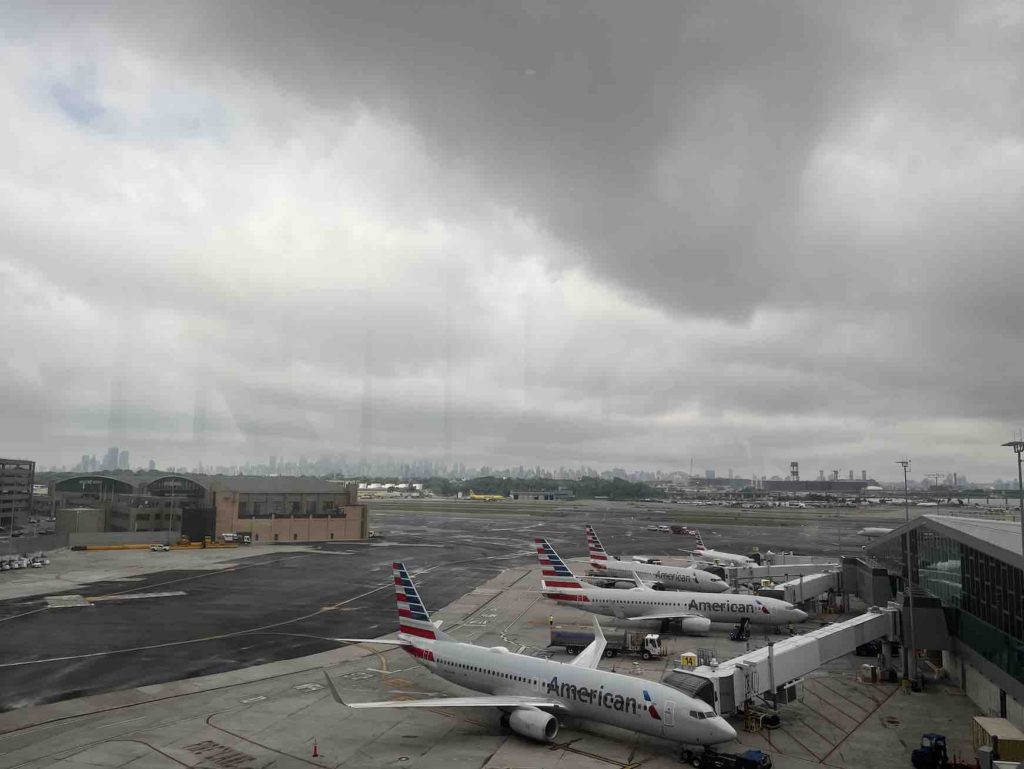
[681,530,756,566]
[536,538,806,633]
[468,489,506,501]
[586,525,729,593]
[856,527,894,538]
[322,561,736,755]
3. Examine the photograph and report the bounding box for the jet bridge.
[666,604,900,715]
[756,572,839,604]
[727,562,840,582]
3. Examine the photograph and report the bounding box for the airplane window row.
[438,659,537,686]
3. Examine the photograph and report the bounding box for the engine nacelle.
[508,707,559,742]
[680,616,713,634]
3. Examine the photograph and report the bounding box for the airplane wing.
[323,671,563,710]
[332,637,412,646]
[568,615,606,669]
[622,611,707,622]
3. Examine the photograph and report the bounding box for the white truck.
[549,625,667,660]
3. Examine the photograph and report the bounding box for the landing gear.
[730,618,751,642]
[681,747,694,763]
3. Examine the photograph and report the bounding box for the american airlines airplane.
[537,538,807,632]
[323,562,736,754]
[682,530,756,566]
[586,525,729,593]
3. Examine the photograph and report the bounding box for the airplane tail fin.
[585,524,611,569]
[393,562,451,641]
[692,529,706,549]
[535,538,584,588]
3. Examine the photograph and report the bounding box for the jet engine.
[508,706,559,742]
[680,616,713,634]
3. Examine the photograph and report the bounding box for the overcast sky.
[2,2,1024,481]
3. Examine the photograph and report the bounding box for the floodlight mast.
[896,458,917,689]
[1000,440,1024,563]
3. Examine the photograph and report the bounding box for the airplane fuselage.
[691,548,753,567]
[542,585,806,626]
[594,558,729,593]
[406,637,733,745]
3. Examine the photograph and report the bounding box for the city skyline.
[36,445,1004,488]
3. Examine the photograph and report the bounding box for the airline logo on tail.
[535,538,589,602]
[642,690,662,720]
[394,562,436,641]
[691,530,706,549]
[585,525,609,569]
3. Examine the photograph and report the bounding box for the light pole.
[925,473,945,514]
[1000,441,1024,559]
[896,459,918,689]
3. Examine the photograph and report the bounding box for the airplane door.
[663,699,675,727]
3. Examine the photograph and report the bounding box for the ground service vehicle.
[683,748,773,768]
[150,544,170,552]
[549,626,666,659]
[911,734,948,769]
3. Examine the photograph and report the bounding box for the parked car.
[149,544,170,552]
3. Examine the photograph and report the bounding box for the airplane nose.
[794,609,808,622]
[712,717,737,743]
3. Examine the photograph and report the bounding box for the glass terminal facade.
[870,524,1024,683]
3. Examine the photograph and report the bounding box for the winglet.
[322,669,346,706]
[632,571,653,590]
[568,614,608,668]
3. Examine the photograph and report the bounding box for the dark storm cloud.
[91,0,891,313]
[3,2,1024,479]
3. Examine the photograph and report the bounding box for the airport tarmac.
[0,560,980,769]
[0,503,910,712]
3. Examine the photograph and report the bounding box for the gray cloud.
[1,2,1023,481]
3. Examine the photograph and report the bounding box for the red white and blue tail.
[691,529,706,549]
[394,562,449,641]
[535,538,584,588]
[585,525,612,569]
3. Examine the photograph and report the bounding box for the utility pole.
[1000,440,1024,563]
[896,458,918,689]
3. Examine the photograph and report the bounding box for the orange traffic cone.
[312,740,319,757]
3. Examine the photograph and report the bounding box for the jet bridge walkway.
[665,604,900,715]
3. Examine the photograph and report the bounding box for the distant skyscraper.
[849,470,854,481]
[118,450,129,470]
[103,447,119,471]
[148,459,156,471]
[705,469,715,480]
[861,470,867,481]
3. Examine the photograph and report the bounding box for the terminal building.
[862,515,1024,729]
[50,473,367,543]
[0,457,34,530]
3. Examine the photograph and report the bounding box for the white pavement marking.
[98,716,146,729]
[87,591,187,602]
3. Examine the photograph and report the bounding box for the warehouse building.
[864,515,1024,729]
[0,457,34,531]
[51,473,367,542]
